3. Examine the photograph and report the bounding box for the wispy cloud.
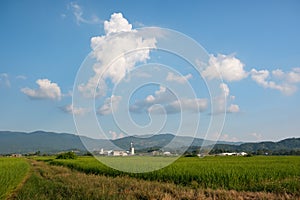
[60,104,89,115]
[0,73,10,88]
[16,75,27,80]
[250,132,262,140]
[166,72,192,84]
[68,2,102,25]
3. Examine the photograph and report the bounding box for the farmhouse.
[163,151,171,156]
[11,154,22,157]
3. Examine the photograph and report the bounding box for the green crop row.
[49,156,300,195]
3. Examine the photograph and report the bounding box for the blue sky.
[0,1,299,142]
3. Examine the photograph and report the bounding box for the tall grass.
[49,156,300,195]
[0,158,29,199]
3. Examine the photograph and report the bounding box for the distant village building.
[100,148,104,155]
[112,150,127,156]
[130,142,135,155]
[163,151,171,156]
[238,152,248,156]
[218,152,247,156]
[11,154,22,157]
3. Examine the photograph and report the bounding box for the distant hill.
[210,138,300,155]
[112,134,242,152]
[0,131,241,154]
[0,131,111,154]
[0,130,298,155]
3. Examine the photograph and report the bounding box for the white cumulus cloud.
[109,130,124,140]
[213,83,240,114]
[21,79,62,100]
[130,86,208,114]
[227,104,240,113]
[251,132,262,140]
[167,98,208,113]
[166,72,192,84]
[104,13,132,35]
[61,104,89,115]
[272,68,300,84]
[78,13,156,98]
[202,54,248,82]
[251,68,297,95]
[98,95,122,115]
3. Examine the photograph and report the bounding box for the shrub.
[56,152,77,159]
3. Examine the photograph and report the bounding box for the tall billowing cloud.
[78,13,156,98]
[21,79,61,100]
[202,54,248,82]
[103,13,132,35]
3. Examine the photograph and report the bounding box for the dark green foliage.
[56,152,77,159]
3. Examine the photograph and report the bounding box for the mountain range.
[209,137,300,154]
[0,130,298,155]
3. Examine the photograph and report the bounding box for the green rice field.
[0,158,30,199]
[49,156,300,195]
[1,156,299,199]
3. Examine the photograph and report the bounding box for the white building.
[237,152,248,156]
[112,150,128,156]
[218,152,247,156]
[130,142,135,155]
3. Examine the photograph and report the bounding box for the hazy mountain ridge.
[210,137,300,154]
[0,131,298,154]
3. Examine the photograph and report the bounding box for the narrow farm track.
[10,159,298,200]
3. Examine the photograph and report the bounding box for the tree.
[56,151,77,159]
